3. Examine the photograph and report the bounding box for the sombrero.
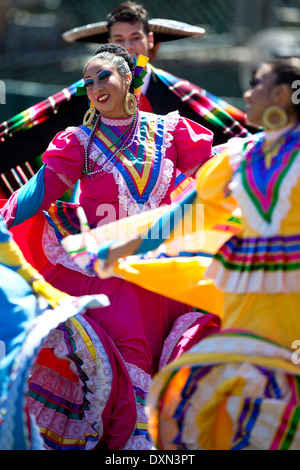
[62,18,205,44]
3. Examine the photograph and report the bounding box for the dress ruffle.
[26,314,114,450]
[147,330,300,450]
[205,233,300,293]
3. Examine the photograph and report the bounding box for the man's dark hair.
[106,1,150,36]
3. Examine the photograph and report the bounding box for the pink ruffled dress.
[1,110,218,449]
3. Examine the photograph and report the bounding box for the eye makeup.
[249,77,263,88]
[84,79,93,88]
[84,70,112,88]
[98,69,112,80]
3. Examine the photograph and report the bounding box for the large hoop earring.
[124,93,137,116]
[262,105,288,130]
[83,105,96,126]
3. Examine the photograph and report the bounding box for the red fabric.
[139,93,153,113]
[35,348,79,382]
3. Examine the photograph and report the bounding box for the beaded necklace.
[83,109,139,177]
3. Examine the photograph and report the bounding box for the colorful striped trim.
[214,234,300,272]
[231,397,262,449]
[40,424,99,450]
[270,375,300,450]
[81,112,166,206]
[173,366,213,448]
[152,66,250,139]
[238,131,300,223]
[132,384,152,442]
[0,79,83,140]
[44,200,81,242]
[27,384,84,418]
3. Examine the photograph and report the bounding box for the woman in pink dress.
[0,44,218,450]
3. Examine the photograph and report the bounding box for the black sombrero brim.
[62,18,205,44]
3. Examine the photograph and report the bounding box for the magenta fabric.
[41,260,192,376]
[1,111,213,375]
[81,314,137,450]
[42,113,213,226]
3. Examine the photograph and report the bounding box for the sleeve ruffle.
[42,127,85,183]
[174,117,214,177]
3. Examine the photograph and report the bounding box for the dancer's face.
[84,58,131,119]
[243,63,277,127]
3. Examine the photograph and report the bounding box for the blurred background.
[1,0,300,122]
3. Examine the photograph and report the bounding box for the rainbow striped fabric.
[0,69,251,198]
[214,234,300,273]
[0,80,83,140]
[0,80,83,197]
[0,73,249,142]
[152,66,250,139]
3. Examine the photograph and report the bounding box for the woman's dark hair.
[269,57,300,118]
[92,43,135,72]
[269,57,300,85]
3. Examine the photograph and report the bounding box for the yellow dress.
[196,129,300,349]
[144,126,300,450]
[62,125,300,450]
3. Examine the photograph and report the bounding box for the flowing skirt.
[5,206,220,450]
[147,330,300,450]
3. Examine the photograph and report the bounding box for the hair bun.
[93,43,135,71]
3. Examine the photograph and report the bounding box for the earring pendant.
[83,107,96,126]
[262,105,288,130]
[124,93,137,116]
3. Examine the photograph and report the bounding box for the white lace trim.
[184,162,203,177]
[123,362,155,450]
[227,138,300,236]
[113,112,178,215]
[163,110,180,144]
[46,165,74,189]
[189,329,294,361]
[125,361,152,394]
[159,311,207,370]
[101,115,133,126]
[42,220,96,277]
[205,259,300,294]
[225,136,254,169]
